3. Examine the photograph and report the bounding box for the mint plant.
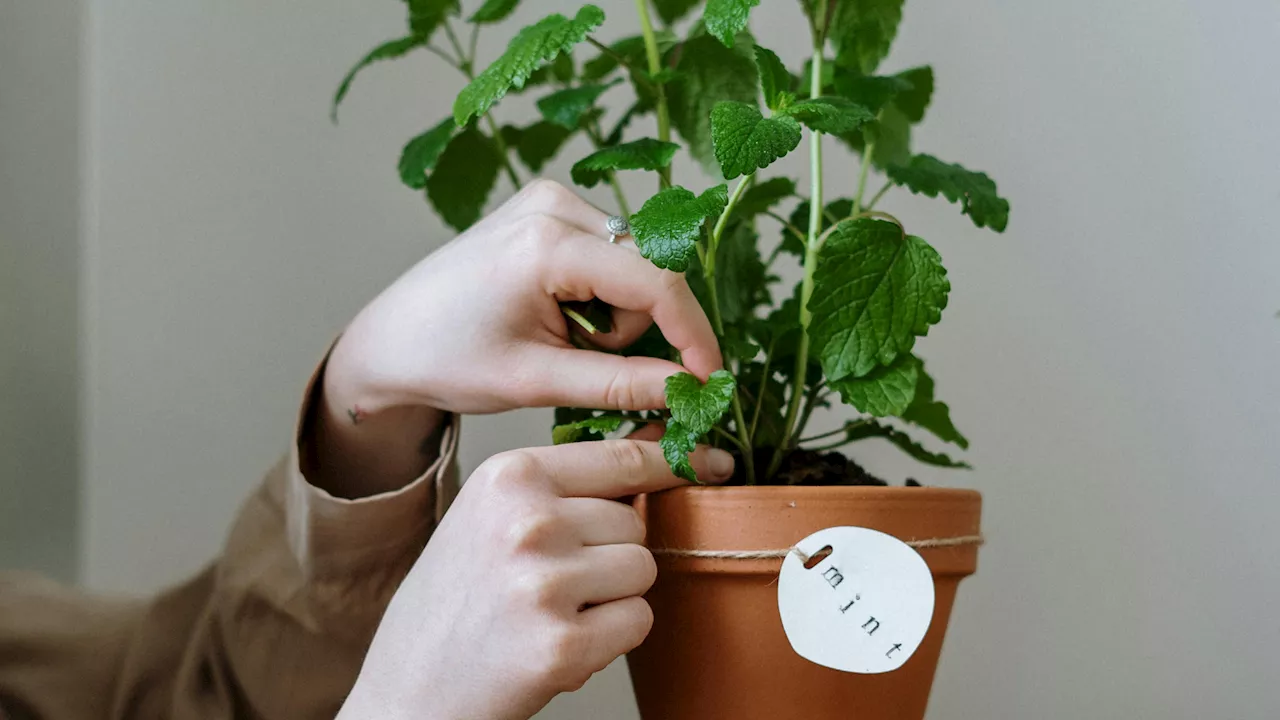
[334,0,1009,485]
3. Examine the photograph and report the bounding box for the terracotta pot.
[627,486,981,720]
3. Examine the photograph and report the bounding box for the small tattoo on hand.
[347,406,368,425]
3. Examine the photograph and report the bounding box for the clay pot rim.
[650,485,980,502]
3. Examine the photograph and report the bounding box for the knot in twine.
[650,534,985,563]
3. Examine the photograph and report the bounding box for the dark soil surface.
[729,447,922,487]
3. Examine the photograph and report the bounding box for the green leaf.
[839,420,970,469]
[332,36,424,121]
[469,0,520,24]
[893,66,934,122]
[570,138,680,188]
[900,363,969,449]
[783,96,875,134]
[887,154,1010,231]
[668,31,760,171]
[808,218,950,380]
[426,124,503,231]
[502,121,575,173]
[754,45,792,111]
[398,117,457,190]
[536,80,619,129]
[831,70,911,114]
[830,354,919,417]
[453,5,605,126]
[667,370,737,434]
[704,0,761,47]
[734,177,796,217]
[711,101,802,179]
[406,0,460,38]
[660,370,737,481]
[652,0,702,25]
[553,414,624,444]
[659,422,700,482]
[828,0,904,74]
[867,103,913,168]
[630,184,729,272]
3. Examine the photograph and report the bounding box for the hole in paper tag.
[778,526,935,674]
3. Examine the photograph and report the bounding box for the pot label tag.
[778,526,935,674]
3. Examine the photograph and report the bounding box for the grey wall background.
[1,1,82,582]
[3,0,1279,717]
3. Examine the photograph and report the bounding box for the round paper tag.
[777,526,935,674]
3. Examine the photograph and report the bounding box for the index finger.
[525,439,734,498]
[548,232,723,381]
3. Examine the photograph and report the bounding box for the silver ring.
[606,215,630,244]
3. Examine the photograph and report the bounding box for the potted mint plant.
[334,1,1006,717]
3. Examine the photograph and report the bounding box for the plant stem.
[425,44,462,70]
[865,179,893,211]
[747,342,775,442]
[798,424,848,444]
[769,31,827,479]
[793,380,826,444]
[634,0,672,187]
[586,123,632,216]
[703,174,757,484]
[852,139,876,214]
[445,20,522,190]
[711,425,748,453]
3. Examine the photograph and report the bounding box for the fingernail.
[707,448,735,481]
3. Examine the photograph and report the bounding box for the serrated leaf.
[861,102,913,168]
[667,370,737,434]
[536,80,619,129]
[660,369,737,483]
[503,121,574,173]
[901,362,969,448]
[887,154,1010,231]
[631,185,729,272]
[652,0,702,25]
[839,420,970,469]
[829,0,904,74]
[570,138,680,188]
[831,70,911,114]
[454,5,605,126]
[552,415,624,444]
[711,101,802,179]
[668,31,760,171]
[754,45,792,111]
[469,0,520,24]
[332,36,424,121]
[808,218,950,381]
[831,354,919,417]
[398,117,457,190]
[783,96,875,134]
[659,421,700,482]
[426,124,503,231]
[893,66,934,122]
[705,0,761,47]
[734,177,796,217]
[406,0,460,38]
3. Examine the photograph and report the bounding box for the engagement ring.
[606,215,630,244]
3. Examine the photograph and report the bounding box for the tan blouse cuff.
[279,347,461,581]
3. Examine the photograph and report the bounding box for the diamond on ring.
[606,215,630,243]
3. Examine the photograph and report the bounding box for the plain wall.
[0,0,83,582]
[10,0,1280,717]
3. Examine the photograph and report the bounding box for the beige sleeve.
[0,360,461,720]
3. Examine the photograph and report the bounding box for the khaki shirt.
[0,362,461,719]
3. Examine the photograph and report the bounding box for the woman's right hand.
[338,436,733,720]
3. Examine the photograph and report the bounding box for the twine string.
[650,534,985,563]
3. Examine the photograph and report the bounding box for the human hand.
[309,180,719,496]
[337,436,734,720]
